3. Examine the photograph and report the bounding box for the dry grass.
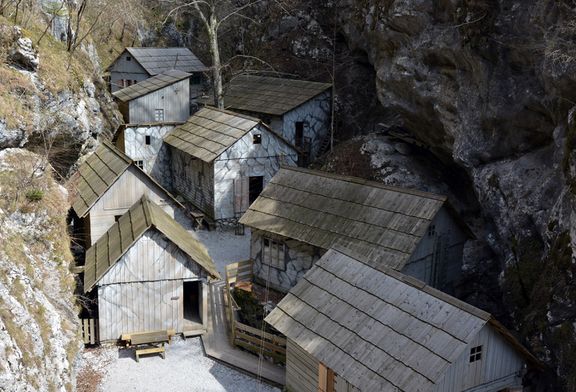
[0,65,35,129]
[76,349,110,392]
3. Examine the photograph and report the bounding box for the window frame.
[154,108,164,122]
[262,237,286,270]
[469,345,483,363]
[134,160,144,170]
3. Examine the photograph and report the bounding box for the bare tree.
[165,0,263,109]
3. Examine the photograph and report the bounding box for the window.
[126,56,132,61]
[253,134,262,144]
[427,224,436,237]
[469,345,482,363]
[145,135,151,145]
[154,109,164,122]
[134,160,144,170]
[262,237,285,270]
[114,215,122,222]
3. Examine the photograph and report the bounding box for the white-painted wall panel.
[431,325,525,392]
[97,230,208,341]
[88,166,189,245]
[128,79,190,123]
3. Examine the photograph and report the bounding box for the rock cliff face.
[0,148,81,391]
[327,1,576,389]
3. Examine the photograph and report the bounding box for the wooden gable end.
[97,229,206,286]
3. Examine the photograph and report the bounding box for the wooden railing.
[224,260,286,363]
[80,318,98,345]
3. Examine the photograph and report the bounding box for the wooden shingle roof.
[125,47,207,75]
[219,75,331,116]
[71,140,132,218]
[112,70,191,102]
[84,196,220,292]
[239,167,448,271]
[164,107,259,162]
[265,248,538,391]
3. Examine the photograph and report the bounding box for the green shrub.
[25,189,44,202]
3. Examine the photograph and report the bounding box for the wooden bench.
[121,330,173,362]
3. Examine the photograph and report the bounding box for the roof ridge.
[101,139,132,164]
[200,106,261,124]
[279,166,448,202]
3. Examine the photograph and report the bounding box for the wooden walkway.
[201,281,285,387]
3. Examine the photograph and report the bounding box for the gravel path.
[96,337,280,392]
[189,228,251,277]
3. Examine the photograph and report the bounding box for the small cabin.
[70,140,189,247]
[83,197,220,342]
[114,123,180,188]
[204,75,331,165]
[266,248,539,392]
[239,167,472,294]
[164,107,298,226]
[106,47,207,93]
[113,70,191,124]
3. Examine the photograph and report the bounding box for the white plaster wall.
[251,229,324,293]
[281,90,331,161]
[213,124,298,221]
[123,125,175,190]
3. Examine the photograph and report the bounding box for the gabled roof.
[112,70,191,102]
[70,140,181,218]
[217,75,332,116]
[117,47,207,75]
[266,248,538,392]
[84,197,220,292]
[71,141,132,218]
[240,167,459,271]
[164,107,296,162]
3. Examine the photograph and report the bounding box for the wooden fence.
[225,260,286,363]
[80,318,98,345]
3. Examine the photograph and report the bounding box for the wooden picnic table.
[121,330,173,362]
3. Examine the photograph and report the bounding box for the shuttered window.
[262,237,285,270]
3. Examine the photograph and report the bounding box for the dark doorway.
[183,281,201,323]
[249,176,264,204]
[295,122,304,147]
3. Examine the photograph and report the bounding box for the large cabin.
[70,140,189,247]
[106,47,206,94]
[113,70,191,125]
[164,107,298,226]
[204,75,332,165]
[83,197,220,342]
[266,248,540,392]
[239,167,472,294]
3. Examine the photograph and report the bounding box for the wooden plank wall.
[89,166,176,245]
[129,78,189,123]
[97,230,206,341]
[109,51,148,92]
[402,206,469,293]
[431,325,525,392]
[286,339,319,392]
[170,148,215,217]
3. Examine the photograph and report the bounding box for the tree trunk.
[208,12,224,109]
